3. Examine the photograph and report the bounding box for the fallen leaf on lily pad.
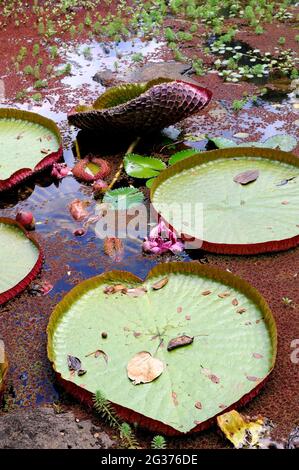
[127,351,164,385]
[124,287,148,297]
[152,277,169,290]
[67,355,82,371]
[217,410,269,448]
[103,284,126,295]
[85,349,108,364]
[233,170,259,185]
[167,335,194,351]
[201,367,220,384]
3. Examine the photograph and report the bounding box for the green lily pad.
[0,108,62,192]
[124,154,166,179]
[103,187,144,210]
[47,262,276,435]
[151,147,299,254]
[209,134,297,152]
[169,149,199,166]
[0,218,42,305]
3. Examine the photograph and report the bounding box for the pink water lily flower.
[143,220,184,255]
[51,162,72,179]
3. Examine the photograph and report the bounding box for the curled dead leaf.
[232,298,239,306]
[69,199,90,221]
[67,355,82,371]
[195,401,202,410]
[127,351,164,385]
[85,349,108,364]
[233,170,259,185]
[167,335,194,351]
[152,277,169,290]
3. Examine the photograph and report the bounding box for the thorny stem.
[106,136,141,191]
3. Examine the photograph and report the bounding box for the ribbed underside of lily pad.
[151,147,299,254]
[68,80,212,134]
[0,219,42,305]
[0,108,62,192]
[47,262,276,434]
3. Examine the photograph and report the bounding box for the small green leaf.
[169,149,198,166]
[146,178,156,188]
[103,187,144,210]
[124,154,166,179]
[209,134,297,152]
[209,137,236,149]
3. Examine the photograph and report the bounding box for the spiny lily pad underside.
[0,108,63,192]
[47,262,276,435]
[68,79,212,134]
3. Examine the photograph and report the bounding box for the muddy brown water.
[0,36,298,448]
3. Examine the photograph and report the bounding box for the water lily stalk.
[75,139,81,159]
[107,136,141,191]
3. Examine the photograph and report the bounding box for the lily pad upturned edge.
[47,261,277,436]
[0,217,43,306]
[151,146,299,255]
[0,108,63,192]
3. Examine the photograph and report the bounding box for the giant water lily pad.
[0,108,62,192]
[0,218,43,305]
[68,79,212,134]
[47,262,276,435]
[151,147,299,254]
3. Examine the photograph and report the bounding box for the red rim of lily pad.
[0,108,63,193]
[68,79,212,134]
[0,218,43,305]
[47,262,277,436]
[151,147,299,255]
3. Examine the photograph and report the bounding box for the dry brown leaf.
[233,170,259,185]
[201,290,212,296]
[237,307,247,314]
[85,349,108,364]
[127,351,164,385]
[152,277,169,290]
[124,287,147,297]
[218,291,231,298]
[195,401,202,410]
[69,199,89,221]
[232,298,239,306]
[201,367,220,384]
[167,335,194,351]
[103,284,127,295]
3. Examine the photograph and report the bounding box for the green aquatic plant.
[151,435,167,449]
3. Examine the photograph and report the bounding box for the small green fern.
[151,435,167,449]
[93,390,139,449]
[120,422,139,449]
[93,390,119,429]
